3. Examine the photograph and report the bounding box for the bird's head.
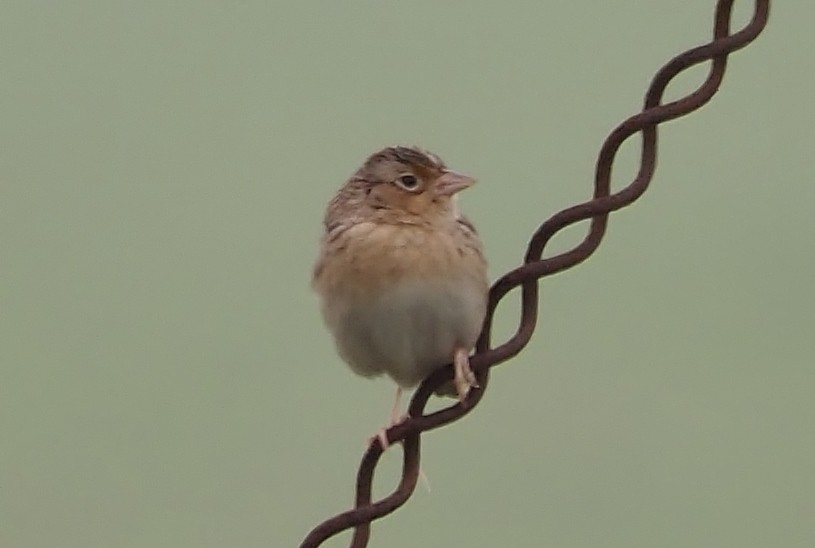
[350,146,475,220]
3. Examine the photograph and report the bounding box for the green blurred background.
[2,2,812,547]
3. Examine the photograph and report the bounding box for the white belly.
[323,278,486,387]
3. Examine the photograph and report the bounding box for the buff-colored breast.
[313,221,488,387]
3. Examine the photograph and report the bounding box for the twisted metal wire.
[301,1,770,546]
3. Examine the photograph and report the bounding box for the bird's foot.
[369,412,410,450]
[453,348,478,402]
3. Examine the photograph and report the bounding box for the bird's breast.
[314,222,488,386]
[315,221,484,295]
[323,277,487,387]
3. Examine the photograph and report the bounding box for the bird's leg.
[370,386,409,450]
[453,347,478,402]
[388,386,405,426]
[373,387,433,491]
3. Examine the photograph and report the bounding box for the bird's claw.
[453,347,478,402]
[369,412,409,450]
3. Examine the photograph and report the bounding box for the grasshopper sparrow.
[312,146,488,447]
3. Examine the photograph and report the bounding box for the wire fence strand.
[300,1,770,546]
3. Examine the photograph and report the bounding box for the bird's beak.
[435,170,476,196]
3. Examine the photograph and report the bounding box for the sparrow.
[312,146,488,448]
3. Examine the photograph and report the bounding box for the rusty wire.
[300,1,770,546]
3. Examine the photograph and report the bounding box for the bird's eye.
[395,174,420,191]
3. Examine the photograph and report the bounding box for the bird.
[312,146,489,448]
